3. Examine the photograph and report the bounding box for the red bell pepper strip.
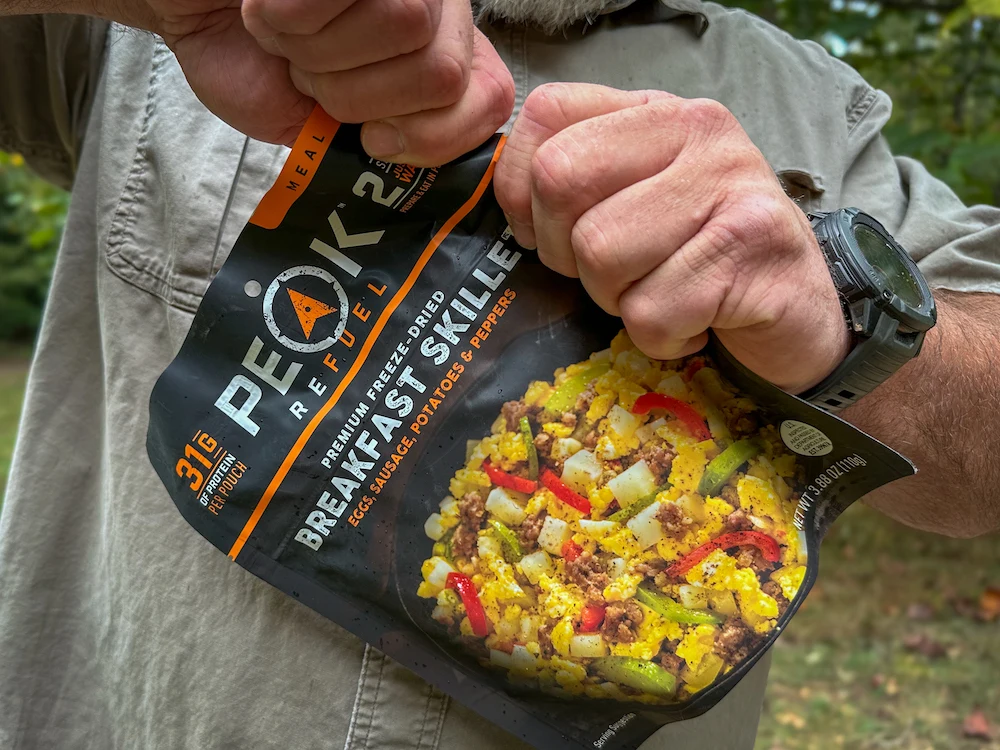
[446,572,489,637]
[631,392,711,441]
[540,469,592,514]
[561,539,583,561]
[666,530,781,578]
[579,603,606,633]
[682,358,705,382]
[483,461,538,494]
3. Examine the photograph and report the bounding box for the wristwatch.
[799,208,937,413]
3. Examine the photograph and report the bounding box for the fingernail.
[362,122,404,159]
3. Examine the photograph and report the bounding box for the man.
[0,1,997,748]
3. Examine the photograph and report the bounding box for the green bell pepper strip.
[519,416,539,480]
[431,526,455,560]
[607,484,670,523]
[488,519,524,562]
[544,361,611,413]
[635,584,723,625]
[697,438,763,496]
[591,656,676,697]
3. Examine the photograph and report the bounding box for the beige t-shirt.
[1,2,998,749]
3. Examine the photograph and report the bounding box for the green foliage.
[731,0,1000,207]
[0,152,68,341]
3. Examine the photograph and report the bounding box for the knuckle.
[681,97,738,136]
[484,67,516,129]
[492,156,530,220]
[571,212,619,277]
[391,0,438,47]
[520,83,572,129]
[619,292,664,346]
[316,78,366,123]
[261,0,320,34]
[425,45,469,105]
[530,139,576,210]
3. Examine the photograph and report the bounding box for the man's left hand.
[493,83,850,393]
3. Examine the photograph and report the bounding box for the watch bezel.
[814,208,937,335]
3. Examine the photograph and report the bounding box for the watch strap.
[799,312,921,412]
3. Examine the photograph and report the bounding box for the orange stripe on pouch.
[228,135,507,560]
[249,106,340,230]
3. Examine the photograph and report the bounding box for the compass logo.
[262,265,349,353]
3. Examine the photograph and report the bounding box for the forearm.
[843,289,1000,537]
[0,0,158,32]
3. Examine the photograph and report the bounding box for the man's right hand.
[144,0,514,164]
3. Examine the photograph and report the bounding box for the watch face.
[853,223,924,309]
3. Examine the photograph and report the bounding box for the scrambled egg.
[420,331,810,705]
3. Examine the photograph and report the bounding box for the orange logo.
[287,288,339,340]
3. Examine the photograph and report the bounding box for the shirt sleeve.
[0,14,108,189]
[838,86,1000,295]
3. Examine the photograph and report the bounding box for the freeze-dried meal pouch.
[147,106,914,750]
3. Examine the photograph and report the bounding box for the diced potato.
[626,500,665,549]
[708,590,738,616]
[551,437,583,460]
[489,649,513,669]
[561,449,602,492]
[424,513,446,541]
[485,486,528,526]
[570,634,608,658]
[607,460,657,507]
[675,493,707,523]
[421,556,456,594]
[578,519,617,537]
[511,644,538,671]
[607,404,642,441]
[634,417,666,444]
[538,516,573,555]
[677,585,709,610]
[518,550,553,584]
[655,373,689,400]
[606,557,626,580]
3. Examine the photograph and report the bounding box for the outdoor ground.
[0,350,996,748]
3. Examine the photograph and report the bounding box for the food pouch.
[147,107,914,750]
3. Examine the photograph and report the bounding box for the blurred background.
[0,1,997,748]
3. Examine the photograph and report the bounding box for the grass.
[756,505,1000,750]
[0,346,996,747]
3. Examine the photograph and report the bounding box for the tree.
[731,0,1000,206]
[0,152,68,341]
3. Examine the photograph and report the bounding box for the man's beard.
[475,0,631,32]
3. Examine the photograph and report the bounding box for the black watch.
[800,208,937,413]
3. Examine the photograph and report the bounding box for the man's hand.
[494,83,850,393]
[146,0,514,163]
